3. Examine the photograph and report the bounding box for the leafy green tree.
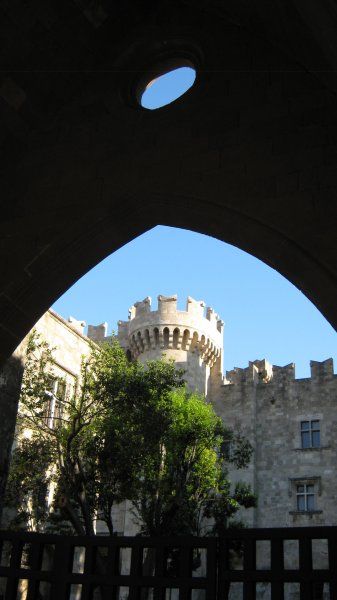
[4,333,185,535]
[4,436,54,532]
[129,388,256,537]
[4,332,256,541]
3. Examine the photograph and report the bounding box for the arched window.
[173,328,180,349]
[163,327,170,349]
[182,329,190,350]
[153,327,159,347]
[190,331,199,352]
[137,331,144,351]
[144,329,151,349]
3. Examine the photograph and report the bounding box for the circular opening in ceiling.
[140,66,196,110]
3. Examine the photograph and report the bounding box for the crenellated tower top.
[117,295,223,363]
[116,294,224,396]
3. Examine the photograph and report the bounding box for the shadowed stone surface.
[1,0,337,365]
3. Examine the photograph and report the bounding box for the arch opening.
[153,328,160,348]
[182,329,190,351]
[163,327,170,349]
[173,328,180,349]
[144,329,151,349]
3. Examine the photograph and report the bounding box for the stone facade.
[0,310,92,522]
[17,309,92,396]
[2,295,336,597]
[215,358,337,531]
[102,296,337,535]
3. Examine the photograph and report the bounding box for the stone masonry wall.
[0,310,91,521]
[212,358,336,599]
[212,359,337,531]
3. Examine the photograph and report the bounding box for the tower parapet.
[117,295,224,396]
[119,295,223,367]
[87,322,108,343]
[310,358,334,380]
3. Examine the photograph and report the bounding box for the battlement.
[127,295,223,332]
[310,358,334,379]
[68,316,86,335]
[87,322,108,343]
[117,294,224,367]
[225,358,335,385]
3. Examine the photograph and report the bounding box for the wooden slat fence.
[0,527,337,599]
[217,526,337,600]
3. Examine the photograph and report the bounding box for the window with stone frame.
[296,483,315,511]
[300,420,320,449]
[45,376,67,428]
[288,477,322,514]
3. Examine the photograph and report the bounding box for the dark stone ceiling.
[1,0,337,361]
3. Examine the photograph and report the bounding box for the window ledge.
[293,446,329,452]
[289,511,323,515]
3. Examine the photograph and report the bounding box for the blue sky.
[53,225,337,379]
[53,68,336,379]
[141,67,196,109]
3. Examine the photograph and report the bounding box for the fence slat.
[217,537,230,600]
[81,543,94,600]
[50,540,72,600]
[299,537,313,600]
[178,545,191,600]
[26,542,42,600]
[206,539,217,600]
[271,539,284,600]
[243,539,256,600]
[5,540,22,600]
[153,543,165,600]
[327,536,337,600]
[129,543,142,600]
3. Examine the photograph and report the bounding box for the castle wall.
[213,379,257,527]
[212,360,337,529]
[0,310,91,526]
[31,310,91,379]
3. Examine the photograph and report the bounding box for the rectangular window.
[54,379,66,421]
[296,484,315,511]
[301,420,320,448]
[45,377,67,427]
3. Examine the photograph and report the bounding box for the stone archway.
[1,1,337,363]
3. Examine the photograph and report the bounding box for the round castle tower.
[117,295,224,397]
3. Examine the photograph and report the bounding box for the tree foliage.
[131,388,256,536]
[4,332,256,538]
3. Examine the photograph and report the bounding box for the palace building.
[2,295,336,598]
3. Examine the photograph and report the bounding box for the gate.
[0,526,337,599]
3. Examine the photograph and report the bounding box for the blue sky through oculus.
[141,66,196,109]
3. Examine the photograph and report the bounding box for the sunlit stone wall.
[114,294,224,398]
